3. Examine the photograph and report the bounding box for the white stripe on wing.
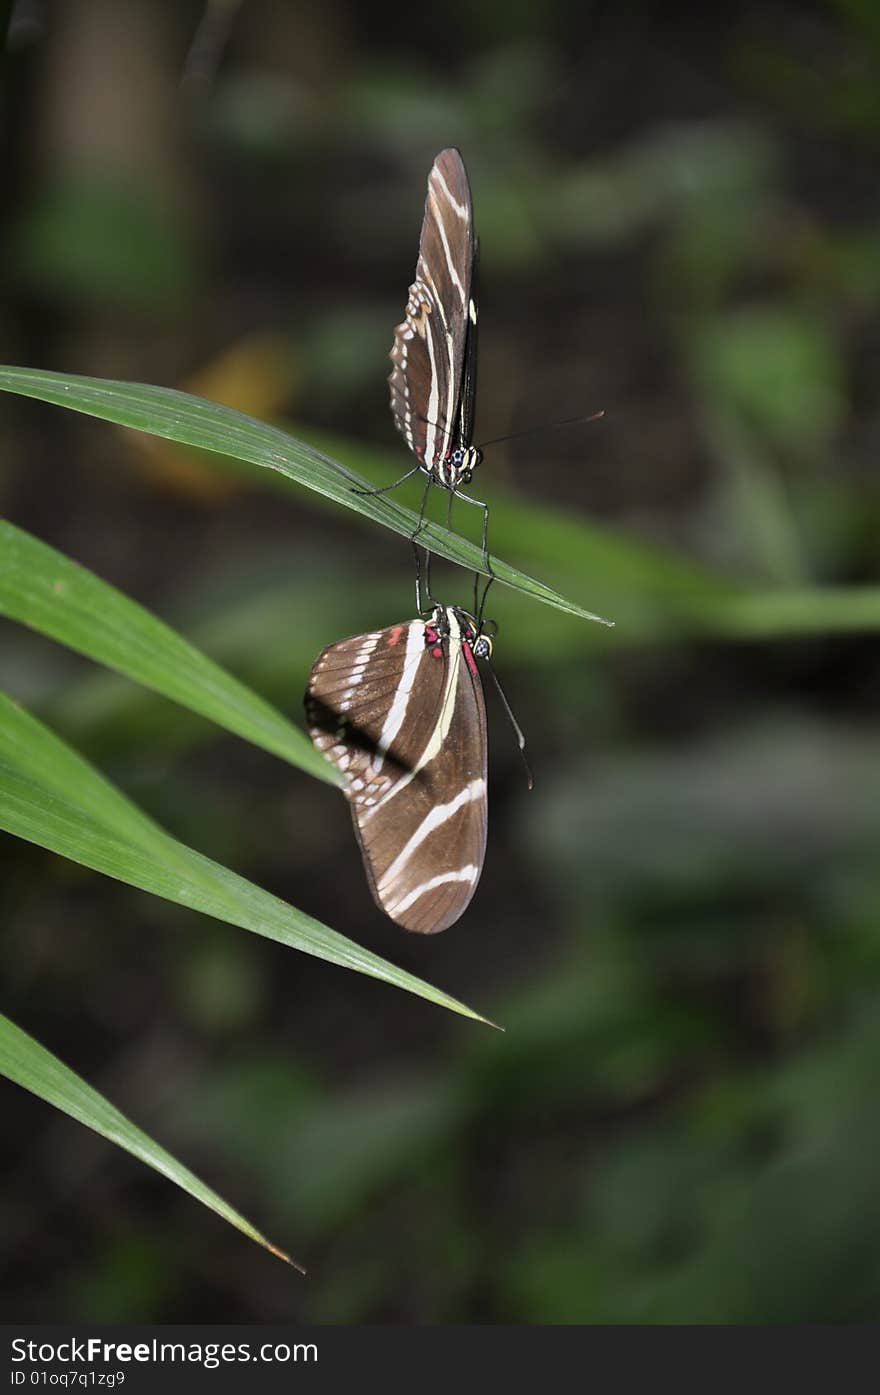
[421,264,456,460]
[364,608,463,818]
[368,621,426,774]
[428,186,467,303]
[377,777,486,894]
[385,865,479,919]
[432,165,469,222]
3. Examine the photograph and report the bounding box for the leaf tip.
[264,1237,307,1274]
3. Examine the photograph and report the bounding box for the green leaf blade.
[0,1012,302,1268]
[0,692,491,1025]
[0,366,613,625]
[0,518,337,786]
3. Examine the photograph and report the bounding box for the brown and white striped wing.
[305,612,488,934]
[388,148,476,468]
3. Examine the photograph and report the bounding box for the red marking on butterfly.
[388,625,405,646]
[462,642,478,675]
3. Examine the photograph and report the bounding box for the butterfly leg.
[474,571,495,626]
[455,489,493,620]
[413,543,439,615]
[455,490,492,573]
[425,546,437,610]
[409,473,433,546]
[352,466,420,498]
[409,475,438,614]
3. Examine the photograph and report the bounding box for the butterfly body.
[305,605,490,934]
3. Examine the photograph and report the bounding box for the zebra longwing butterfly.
[305,605,491,934]
[384,148,489,561]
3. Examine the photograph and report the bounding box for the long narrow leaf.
[0,365,612,625]
[220,424,880,647]
[0,1012,301,1267]
[0,518,336,786]
[0,693,491,1025]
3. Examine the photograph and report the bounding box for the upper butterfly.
[305,605,491,935]
[386,149,489,557]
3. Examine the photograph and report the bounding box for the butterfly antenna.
[478,409,605,451]
[486,657,533,790]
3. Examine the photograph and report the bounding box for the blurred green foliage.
[3,0,880,1325]
[12,175,198,312]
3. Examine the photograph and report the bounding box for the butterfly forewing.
[388,148,477,473]
[305,609,488,934]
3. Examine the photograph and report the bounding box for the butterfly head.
[442,607,494,661]
[449,444,483,486]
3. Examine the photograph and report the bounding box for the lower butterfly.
[305,605,492,934]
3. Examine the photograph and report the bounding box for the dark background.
[3,0,880,1322]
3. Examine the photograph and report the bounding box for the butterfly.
[359,150,490,572]
[305,604,492,934]
[368,149,604,585]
